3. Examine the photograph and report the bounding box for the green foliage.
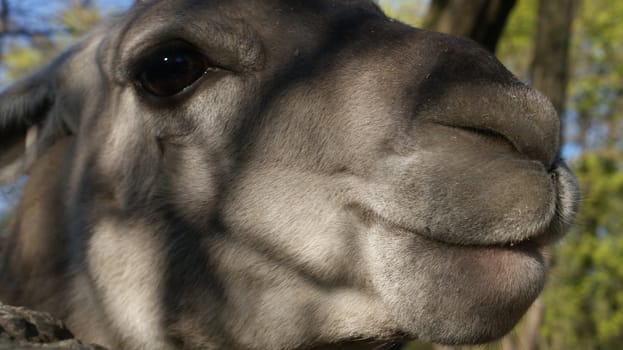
[568,0,623,149]
[536,1,623,346]
[1,2,102,83]
[541,152,623,350]
[378,0,427,27]
[3,43,50,81]
[58,1,101,36]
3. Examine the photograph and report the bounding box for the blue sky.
[96,0,133,12]
[0,1,134,49]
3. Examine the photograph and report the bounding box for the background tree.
[538,0,623,347]
[423,0,517,53]
[0,0,103,82]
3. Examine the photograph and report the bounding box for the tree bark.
[525,4,577,345]
[530,0,577,116]
[424,0,517,53]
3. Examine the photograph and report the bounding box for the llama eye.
[137,46,208,97]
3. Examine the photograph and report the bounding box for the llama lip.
[369,200,561,254]
[370,159,577,251]
[410,225,544,252]
[369,218,549,346]
[354,198,552,252]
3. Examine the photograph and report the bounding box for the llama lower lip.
[370,223,548,344]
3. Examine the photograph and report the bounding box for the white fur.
[89,219,175,350]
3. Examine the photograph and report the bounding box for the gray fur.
[0,1,578,349]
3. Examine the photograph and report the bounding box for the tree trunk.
[424,0,517,53]
[530,0,577,116]
[0,0,8,62]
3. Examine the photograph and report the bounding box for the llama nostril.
[443,124,520,154]
[418,84,560,168]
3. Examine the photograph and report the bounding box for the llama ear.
[0,50,75,185]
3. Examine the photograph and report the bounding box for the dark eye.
[137,46,208,97]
